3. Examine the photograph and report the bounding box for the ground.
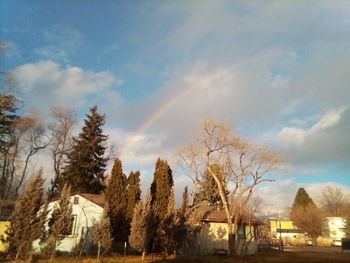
[3,249,348,263]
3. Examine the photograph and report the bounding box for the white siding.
[32,194,103,253]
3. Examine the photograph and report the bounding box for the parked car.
[305,239,313,246]
[331,240,342,247]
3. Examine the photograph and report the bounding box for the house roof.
[76,193,105,208]
[189,201,262,225]
[50,192,105,208]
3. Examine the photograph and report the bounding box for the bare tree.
[291,203,322,245]
[320,185,346,216]
[1,109,48,200]
[48,106,76,197]
[177,118,281,255]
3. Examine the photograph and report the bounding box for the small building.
[323,217,346,240]
[32,193,104,253]
[270,219,304,239]
[0,221,10,253]
[195,206,262,255]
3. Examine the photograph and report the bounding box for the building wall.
[270,220,302,239]
[325,217,345,240]
[32,194,103,253]
[197,222,258,255]
[0,221,10,252]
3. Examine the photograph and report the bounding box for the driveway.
[284,246,347,253]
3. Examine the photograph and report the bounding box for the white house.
[33,193,104,253]
[324,217,346,240]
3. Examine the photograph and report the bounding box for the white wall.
[32,194,103,253]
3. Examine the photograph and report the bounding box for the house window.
[74,197,79,205]
[62,214,77,236]
[238,225,246,239]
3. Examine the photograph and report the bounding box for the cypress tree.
[180,186,189,217]
[105,158,128,244]
[4,169,47,260]
[126,171,141,222]
[129,194,152,260]
[150,158,174,251]
[59,106,108,194]
[150,158,174,222]
[42,183,72,258]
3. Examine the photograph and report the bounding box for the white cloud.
[279,106,347,147]
[12,60,123,114]
[277,106,350,165]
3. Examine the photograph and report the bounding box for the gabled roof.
[50,192,105,208]
[77,193,105,208]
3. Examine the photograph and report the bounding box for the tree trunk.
[207,164,235,255]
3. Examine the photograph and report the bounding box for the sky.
[1,0,350,214]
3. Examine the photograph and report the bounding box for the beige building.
[195,208,262,255]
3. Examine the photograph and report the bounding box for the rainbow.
[120,48,281,157]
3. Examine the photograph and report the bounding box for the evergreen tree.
[126,171,141,222]
[198,165,228,206]
[4,169,47,260]
[290,188,321,244]
[0,94,18,153]
[105,158,128,244]
[92,204,113,258]
[150,158,174,222]
[150,158,174,251]
[292,187,315,208]
[59,106,108,194]
[129,195,152,261]
[42,183,72,258]
[180,186,189,217]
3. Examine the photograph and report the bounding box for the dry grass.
[3,251,350,263]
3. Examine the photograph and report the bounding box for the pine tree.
[4,169,47,260]
[198,165,227,206]
[92,204,113,258]
[129,195,152,261]
[59,106,108,194]
[126,171,141,222]
[42,183,72,258]
[0,94,18,153]
[105,158,128,244]
[292,187,315,208]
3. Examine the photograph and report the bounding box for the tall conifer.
[59,106,108,194]
[126,171,141,222]
[4,170,47,259]
[150,158,174,251]
[292,187,315,208]
[150,158,174,221]
[105,158,128,243]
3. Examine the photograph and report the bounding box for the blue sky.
[1,0,350,211]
